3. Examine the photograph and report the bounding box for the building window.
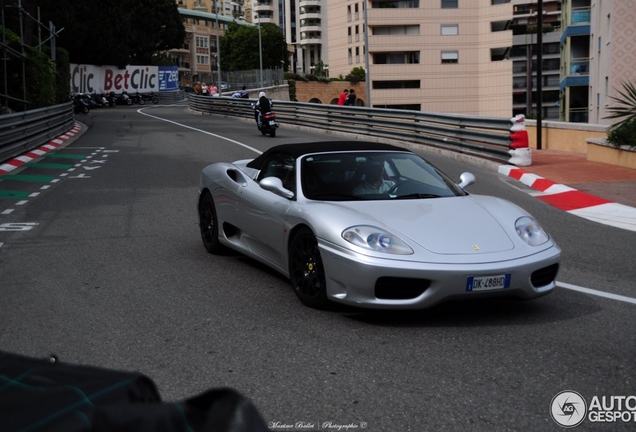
[373,25,419,35]
[441,0,458,8]
[372,80,421,89]
[441,51,458,63]
[197,55,209,65]
[374,52,420,64]
[372,1,420,8]
[441,24,458,35]
[196,36,209,48]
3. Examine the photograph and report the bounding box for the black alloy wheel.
[289,228,329,309]
[198,192,224,254]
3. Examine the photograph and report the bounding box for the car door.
[233,153,295,270]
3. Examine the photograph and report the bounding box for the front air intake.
[531,264,559,288]
[375,277,430,300]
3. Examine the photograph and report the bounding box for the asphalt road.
[0,103,635,431]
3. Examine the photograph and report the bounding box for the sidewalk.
[498,149,636,232]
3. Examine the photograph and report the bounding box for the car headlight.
[342,225,413,255]
[515,216,549,246]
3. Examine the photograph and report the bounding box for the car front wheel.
[198,192,225,254]
[289,228,329,309]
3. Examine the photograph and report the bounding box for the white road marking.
[136,109,263,155]
[558,281,636,305]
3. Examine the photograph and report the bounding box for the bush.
[345,66,366,84]
[606,118,636,149]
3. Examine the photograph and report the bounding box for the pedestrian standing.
[345,89,357,106]
[338,89,349,106]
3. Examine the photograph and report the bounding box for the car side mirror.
[260,177,294,199]
[458,172,475,189]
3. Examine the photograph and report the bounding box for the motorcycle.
[252,104,279,137]
[72,93,89,114]
[139,91,159,104]
[116,91,133,106]
[104,92,117,107]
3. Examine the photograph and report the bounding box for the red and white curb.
[0,122,82,176]
[499,165,636,232]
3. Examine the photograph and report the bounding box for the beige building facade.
[588,0,636,125]
[326,1,514,117]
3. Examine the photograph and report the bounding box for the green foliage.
[220,22,287,72]
[44,46,71,104]
[34,0,185,66]
[345,67,366,84]
[287,79,297,102]
[0,25,58,111]
[605,80,636,148]
[605,80,636,129]
[606,118,636,149]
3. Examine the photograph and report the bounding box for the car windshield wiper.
[392,193,443,200]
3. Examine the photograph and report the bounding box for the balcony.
[299,0,321,6]
[300,32,322,45]
[570,7,590,24]
[568,58,589,75]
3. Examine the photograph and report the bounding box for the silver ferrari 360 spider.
[198,141,561,309]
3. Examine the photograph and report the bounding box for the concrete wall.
[293,81,367,106]
[525,119,608,152]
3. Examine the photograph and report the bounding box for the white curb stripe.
[558,282,636,305]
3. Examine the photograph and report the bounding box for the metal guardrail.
[0,93,515,166]
[0,103,74,163]
[188,94,514,163]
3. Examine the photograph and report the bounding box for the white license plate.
[466,274,511,292]
[269,120,276,125]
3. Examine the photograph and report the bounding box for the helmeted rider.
[254,91,272,127]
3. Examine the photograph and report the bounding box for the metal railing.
[0,103,74,163]
[189,94,514,162]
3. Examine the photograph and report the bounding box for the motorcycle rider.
[254,91,272,128]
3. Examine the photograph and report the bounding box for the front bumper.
[318,241,561,309]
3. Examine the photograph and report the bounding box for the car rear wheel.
[289,228,329,309]
[199,192,225,254]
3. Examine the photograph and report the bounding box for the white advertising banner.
[70,64,179,93]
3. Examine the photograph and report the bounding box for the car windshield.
[301,151,466,201]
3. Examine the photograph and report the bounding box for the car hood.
[334,196,519,255]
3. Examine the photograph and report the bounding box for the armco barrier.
[0,103,74,163]
[188,94,522,164]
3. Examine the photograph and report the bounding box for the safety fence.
[188,94,528,165]
[0,91,530,166]
[0,103,74,163]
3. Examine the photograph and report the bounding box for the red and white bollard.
[508,114,532,166]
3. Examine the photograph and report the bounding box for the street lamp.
[363,0,371,107]
[214,0,222,92]
[255,14,263,88]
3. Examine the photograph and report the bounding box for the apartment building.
[326,1,513,117]
[169,1,248,86]
[252,0,327,75]
[510,0,561,120]
[588,0,636,125]
[559,0,591,122]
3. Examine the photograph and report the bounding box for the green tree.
[220,21,287,71]
[34,0,185,66]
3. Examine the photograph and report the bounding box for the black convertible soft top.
[246,141,409,169]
